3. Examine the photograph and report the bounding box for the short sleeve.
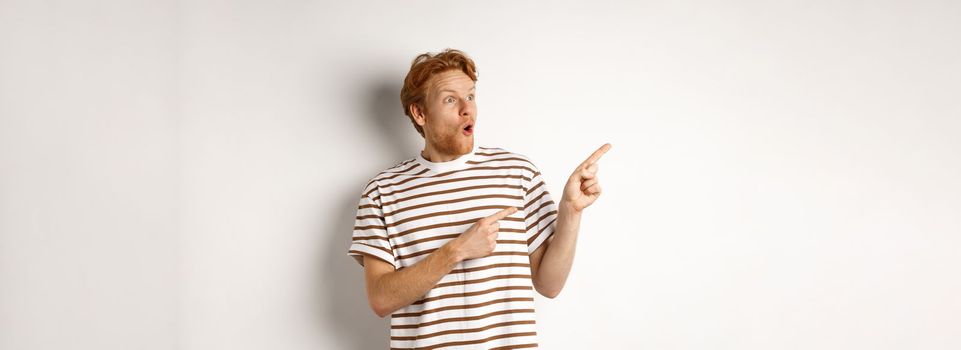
[347,185,399,269]
[523,163,558,255]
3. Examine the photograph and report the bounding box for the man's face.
[415,70,477,157]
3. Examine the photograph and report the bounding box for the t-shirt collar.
[416,144,478,173]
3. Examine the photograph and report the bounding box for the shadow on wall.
[366,77,422,161]
[317,188,389,349]
[315,76,420,349]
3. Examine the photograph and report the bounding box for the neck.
[421,140,472,162]
[421,146,457,163]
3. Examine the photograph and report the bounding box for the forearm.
[369,241,463,316]
[534,202,582,297]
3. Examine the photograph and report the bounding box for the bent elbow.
[369,300,390,318]
[542,290,561,299]
[373,307,390,318]
[535,285,562,299]
[368,296,394,318]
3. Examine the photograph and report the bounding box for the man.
[347,48,610,349]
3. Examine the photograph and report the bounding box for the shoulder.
[360,157,419,196]
[474,145,542,173]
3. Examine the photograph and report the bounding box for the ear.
[409,103,427,127]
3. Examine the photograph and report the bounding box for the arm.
[529,202,582,298]
[363,207,517,318]
[530,143,610,298]
[362,243,460,318]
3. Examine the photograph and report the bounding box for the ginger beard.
[423,113,473,158]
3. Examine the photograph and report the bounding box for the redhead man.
[347,48,610,349]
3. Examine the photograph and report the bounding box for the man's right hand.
[453,206,518,261]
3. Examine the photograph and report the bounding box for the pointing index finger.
[581,143,612,168]
[486,206,518,222]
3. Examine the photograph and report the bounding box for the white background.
[1,0,959,349]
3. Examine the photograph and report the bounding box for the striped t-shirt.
[348,145,558,349]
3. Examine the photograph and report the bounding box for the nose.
[459,99,475,118]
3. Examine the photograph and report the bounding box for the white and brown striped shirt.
[348,145,558,349]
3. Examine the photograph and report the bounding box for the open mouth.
[462,124,474,135]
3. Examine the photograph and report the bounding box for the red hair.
[400,49,478,137]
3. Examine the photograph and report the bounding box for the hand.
[561,143,611,213]
[452,206,518,261]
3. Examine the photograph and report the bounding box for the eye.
[445,97,455,103]
[467,94,474,101]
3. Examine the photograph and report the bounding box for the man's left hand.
[560,143,611,213]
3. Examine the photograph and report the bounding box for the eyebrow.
[438,85,476,94]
